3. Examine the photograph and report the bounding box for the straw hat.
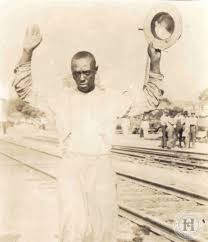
[144,3,182,50]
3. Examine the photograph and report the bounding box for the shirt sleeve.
[13,62,74,143]
[13,62,33,102]
[13,61,47,109]
[12,61,55,114]
[118,71,164,117]
[137,71,164,112]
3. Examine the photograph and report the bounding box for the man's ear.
[95,66,99,72]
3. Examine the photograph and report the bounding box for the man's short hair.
[71,51,96,67]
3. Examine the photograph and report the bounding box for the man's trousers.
[57,153,117,242]
[161,125,168,148]
[189,125,197,148]
[175,127,183,147]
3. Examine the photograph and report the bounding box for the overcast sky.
[0,0,208,102]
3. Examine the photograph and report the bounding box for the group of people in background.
[160,110,198,149]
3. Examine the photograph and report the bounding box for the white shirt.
[160,115,169,126]
[13,62,164,155]
[189,116,198,126]
[174,114,185,126]
[55,87,131,154]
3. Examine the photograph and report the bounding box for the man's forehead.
[71,57,94,70]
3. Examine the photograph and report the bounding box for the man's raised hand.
[148,42,161,74]
[23,24,42,54]
[148,42,161,64]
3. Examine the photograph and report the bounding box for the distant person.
[166,112,176,149]
[183,111,191,148]
[189,112,198,148]
[174,112,185,148]
[140,118,149,138]
[160,111,169,148]
[140,127,144,137]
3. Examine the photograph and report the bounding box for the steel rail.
[112,149,208,171]
[112,145,208,161]
[118,203,206,242]
[117,172,208,206]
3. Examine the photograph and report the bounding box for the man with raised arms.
[13,25,164,242]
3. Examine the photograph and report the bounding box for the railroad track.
[112,145,208,159]
[0,138,208,241]
[118,174,208,242]
[112,145,208,172]
[12,136,208,172]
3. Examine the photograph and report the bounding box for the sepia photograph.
[0,0,208,241]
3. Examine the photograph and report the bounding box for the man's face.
[71,57,97,93]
